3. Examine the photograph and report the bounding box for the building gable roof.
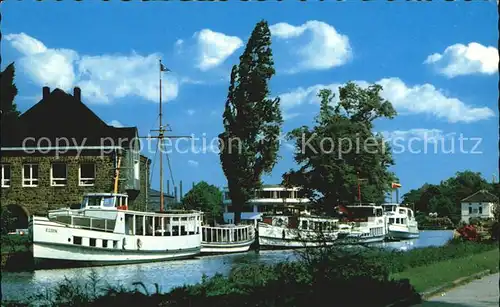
[4,87,138,148]
[461,190,499,203]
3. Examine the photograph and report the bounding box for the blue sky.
[2,1,498,200]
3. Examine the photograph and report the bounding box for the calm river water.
[1,230,453,302]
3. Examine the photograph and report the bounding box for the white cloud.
[193,29,243,71]
[186,109,196,116]
[380,129,454,144]
[278,78,494,123]
[5,33,78,90]
[5,32,179,104]
[283,112,300,120]
[424,42,499,78]
[270,20,352,73]
[108,120,124,127]
[77,53,178,103]
[188,160,199,167]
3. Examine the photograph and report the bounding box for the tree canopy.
[283,83,397,214]
[219,20,282,224]
[0,62,21,145]
[0,62,20,117]
[402,170,498,224]
[182,181,223,225]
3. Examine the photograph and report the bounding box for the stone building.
[0,86,151,230]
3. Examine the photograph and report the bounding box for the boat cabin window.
[81,195,116,209]
[301,220,308,230]
[103,197,115,208]
[398,208,406,215]
[389,218,394,224]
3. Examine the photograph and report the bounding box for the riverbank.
[392,249,499,293]
[2,240,497,307]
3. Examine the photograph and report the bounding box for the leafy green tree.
[182,181,224,225]
[219,20,282,224]
[283,84,397,213]
[401,171,495,224]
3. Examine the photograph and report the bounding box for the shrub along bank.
[2,240,498,307]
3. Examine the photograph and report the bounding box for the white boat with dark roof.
[382,203,419,240]
[336,203,387,244]
[30,192,203,268]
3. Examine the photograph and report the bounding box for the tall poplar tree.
[219,20,283,224]
[0,62,21,145]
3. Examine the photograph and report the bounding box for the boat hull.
[258,224,338,249]
[200,239,254,254]
[336,233,386,244]
[387,230,420,240]
[258,236,337,249]
[31,216,201,269]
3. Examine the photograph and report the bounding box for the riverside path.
[417,273,499,307]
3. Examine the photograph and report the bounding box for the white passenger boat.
[200,224,255,254]
[29,193,203,269]
[382,203,419,240]
[257,215,339,249]
[336,203,386,244]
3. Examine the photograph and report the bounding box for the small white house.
[460,190,498,224]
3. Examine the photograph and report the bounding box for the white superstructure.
[222,185,310,226]
[257,215,339,248]
[382,203,419,240]
[336,204,386,244]
[200,224,255,254]
[30,193,203,268]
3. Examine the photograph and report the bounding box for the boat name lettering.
[45,228,58,233]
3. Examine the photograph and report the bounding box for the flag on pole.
[160,62,170,72]
[391,182,402,189]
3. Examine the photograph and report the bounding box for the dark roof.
[461,190,499,203]
[1,87,138,149]
[149,189,175,199]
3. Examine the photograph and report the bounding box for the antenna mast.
[141,60,191,212]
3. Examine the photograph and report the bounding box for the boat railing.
[52,215,116,233]
[201,224,255,244]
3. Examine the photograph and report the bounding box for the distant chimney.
[73,87,81,101]
[42,86,50,99]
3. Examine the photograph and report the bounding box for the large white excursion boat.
[200,223,255,254]
[336,203,386,244]
[29,193,203,268]
[257,215,339,249]
[382,203,419,240]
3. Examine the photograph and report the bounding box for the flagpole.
[159,59,164,212]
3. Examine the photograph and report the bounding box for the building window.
[79,163,96,186]
[1,164,11,188]
[51,163,67,186]
[478,206,483,214]
[469,207,472,214]
[134,160,140,180]
[22,163,39,187]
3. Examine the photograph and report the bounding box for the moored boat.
[336,203,386,244]
[30,193,203,269]
[257,214,339,249]
[200,224,255,254]
[382,203,419,240]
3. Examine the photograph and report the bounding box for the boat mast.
[159,60,164,212]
